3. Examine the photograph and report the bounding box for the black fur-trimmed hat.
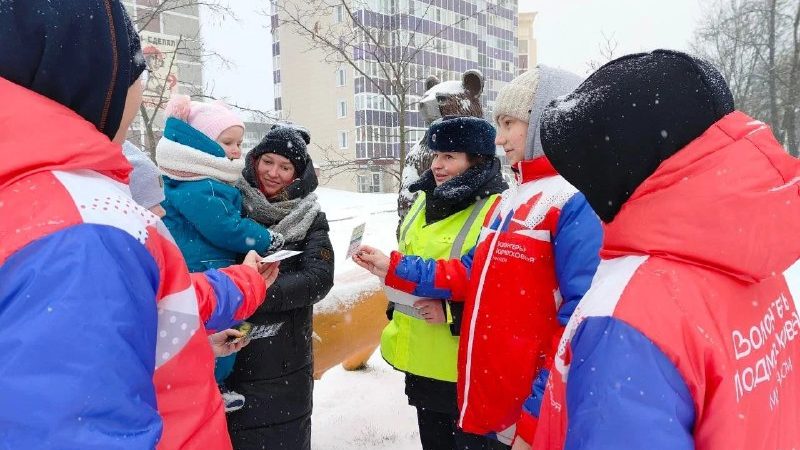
[427,115,496,156]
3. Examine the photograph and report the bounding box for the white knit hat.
[493,66,583,160]
[493,69,540,125]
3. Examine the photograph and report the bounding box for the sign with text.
[139,31,180,108]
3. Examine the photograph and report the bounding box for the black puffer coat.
[227,160,334,450]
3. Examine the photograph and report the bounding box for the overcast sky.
[201,0,705,113]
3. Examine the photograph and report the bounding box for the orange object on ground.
[312,267,389,379]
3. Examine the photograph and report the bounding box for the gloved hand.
[267,231,285,253]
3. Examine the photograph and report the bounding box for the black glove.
[267,231,285,253]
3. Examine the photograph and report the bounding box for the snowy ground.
[315,187,400,314]
[312,350,420,450]
[311,188,420,449]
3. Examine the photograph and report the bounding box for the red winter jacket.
[534,112,800,450]
[386,157,603,443]
[0,78,266,450]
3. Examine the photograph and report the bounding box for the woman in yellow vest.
[382,116,507,450]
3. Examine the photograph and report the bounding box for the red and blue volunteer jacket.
[533,112,800,450]
[0,78,266,449]
[385,156,602,443]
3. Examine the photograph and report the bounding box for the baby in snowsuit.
[156,95,282,412]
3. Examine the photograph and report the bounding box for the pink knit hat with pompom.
[164,94,244,141]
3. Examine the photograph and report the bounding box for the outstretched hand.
[242,250,280,286]
[353,245,390,279]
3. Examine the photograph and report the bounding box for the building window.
[337,99,347,118]
[519,39,528,53]
[337,67,346,86]
[358,171,383,193]
[519,55,528,71]
[274,97,282,111]
[334,5,344,23]
[338,130,348,149]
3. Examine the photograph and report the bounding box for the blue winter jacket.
[159,118,273,271]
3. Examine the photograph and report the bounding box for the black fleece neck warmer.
[540,49,734,223]
[0,0,146,140]
[410,157,508,224]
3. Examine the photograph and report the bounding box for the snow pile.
[419,79,465,102]
[312,350,419,450]
[315,187,399,314]
[311,190,418,449]
[399,142,423,204]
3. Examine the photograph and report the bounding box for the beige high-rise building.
[272,0,520,193]
[122,1,203,152]
[517,11,537,76]
[271,8,359,191]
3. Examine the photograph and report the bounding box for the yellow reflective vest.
[380,192,498,382]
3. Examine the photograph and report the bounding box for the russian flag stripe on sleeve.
[201,269,244,332]
[218,264,267,321]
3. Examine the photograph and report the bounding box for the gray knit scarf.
[235,178,320,243]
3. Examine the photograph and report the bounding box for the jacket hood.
[602,111,800,283]
[0,78,131,191]
[525,65,583,161]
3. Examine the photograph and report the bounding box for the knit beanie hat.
[493,70,540,124]
[428,116,496,155]
[273,122,311,146]
[122,141,165,209]
[540,49,735,223]
[493,65,583,160]
[249,126,310,175]
[164,94,244,141]
[0,0,147,140]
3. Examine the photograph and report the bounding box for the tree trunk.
[139,105,158,157]
[784,0,800,156]
[768,0,780,130]
[397,70,407,192]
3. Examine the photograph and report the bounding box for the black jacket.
[227,162,334,434]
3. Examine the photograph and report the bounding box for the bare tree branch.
[132,0,241,154]
[272,0,490,191]
[586,31,619,73]
[692,0,800,156]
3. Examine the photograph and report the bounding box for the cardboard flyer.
[260,250,302,263]
[345,222,366,259]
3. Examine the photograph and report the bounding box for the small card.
[384,285,426,307]
[346,223,366,260]
[227,321,284,343]
[261,250,302,263]
[249,322,284,340]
